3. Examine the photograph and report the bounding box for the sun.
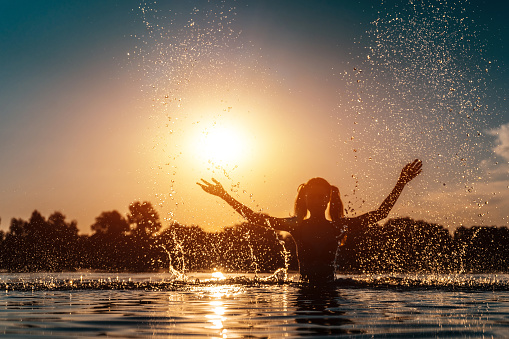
[193,122,248,166]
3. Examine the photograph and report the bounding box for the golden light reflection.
[207,300,226,328]
[205,292,229,338]
[200,285,244,337]
[208,286,229,299]
[211,271,226,280]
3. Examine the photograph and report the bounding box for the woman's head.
[294,177,344,221]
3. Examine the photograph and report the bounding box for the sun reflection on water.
[206,300,226,331]
[202,284,242,338]
[211,271,226,280]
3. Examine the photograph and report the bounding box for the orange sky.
[0,1,507,234]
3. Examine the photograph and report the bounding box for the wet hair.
[294,177,344,222]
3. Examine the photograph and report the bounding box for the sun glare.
[194,122,249,166]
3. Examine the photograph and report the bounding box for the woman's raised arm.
[345,159,422,231]
[197,178,293,231]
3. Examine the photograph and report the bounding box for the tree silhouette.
[2,218,29,271]
[45,211,80,270]
[91,210,129,236]
[128,201,161,238]
[124,201,163,271]
[158,223,210,272]
[1,205,508,274]
[454,226,509,273]
[87,210,131,270]
[0,211,80,271]
[338,218,454,273]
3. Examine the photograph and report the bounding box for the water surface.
[0,272,507,338]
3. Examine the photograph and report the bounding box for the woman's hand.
[197,178,228,197]
[398,159,422,185]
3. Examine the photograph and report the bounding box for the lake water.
[0,272,508,338]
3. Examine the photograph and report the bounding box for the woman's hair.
[329,185,345,220]
[294,177,344,221]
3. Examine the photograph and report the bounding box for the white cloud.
[488,122,509,162]
[399,122,509,229]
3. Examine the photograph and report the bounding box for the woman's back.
[291,219,342,283]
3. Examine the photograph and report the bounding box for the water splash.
[130,1,244,96]
[457,226,483,274]
[170,230,187,274]
[340,0,498,226]
[338,273,509,291]
[278,236,291,281]
[128,1,272,229]
[243,230,259,276]
[159,243,188,281]
[345,0,493,149]
[1,272,508,291]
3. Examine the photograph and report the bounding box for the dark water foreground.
[0,272,508,338]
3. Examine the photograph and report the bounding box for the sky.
[0,0,507,234]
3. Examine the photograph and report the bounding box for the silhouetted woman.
[197,159,422,284]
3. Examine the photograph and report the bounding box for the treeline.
[0,203,508,273]
[0,202,285,273]
[338,217,509,274]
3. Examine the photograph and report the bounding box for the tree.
[128,201,162,238]
[46,211,80,271]
[88,210,131,271]
[124,201,163,271]
[454,226,509,273]
[2,218,30,271]
[91,210,129,236]
[338,218,454,273]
